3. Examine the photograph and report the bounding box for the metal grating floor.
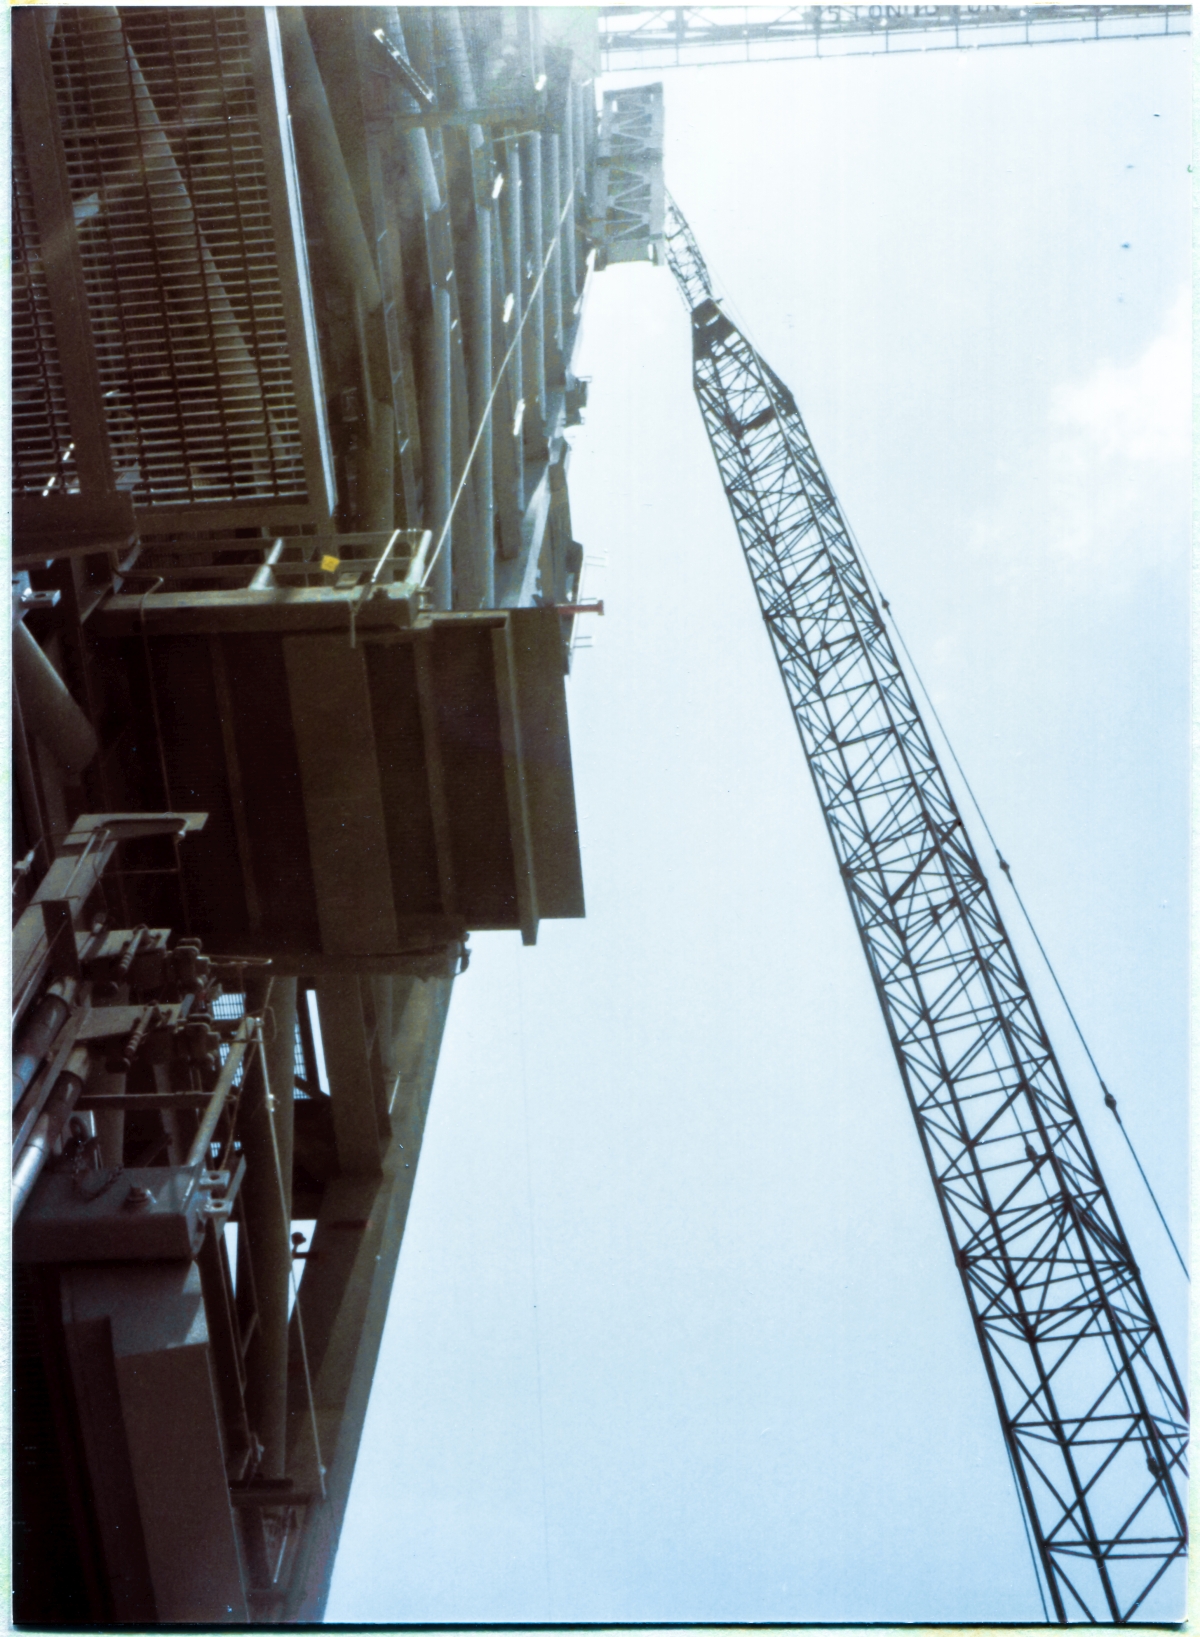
[11,118,78,498]
[47,6,309,507]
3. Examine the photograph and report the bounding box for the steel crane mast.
[661,198,1186,1623]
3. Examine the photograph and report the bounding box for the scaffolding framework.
[663,196,1187,1624]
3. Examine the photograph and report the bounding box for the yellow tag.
[321,554,340,573]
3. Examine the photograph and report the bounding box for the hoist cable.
[877,593,1189,1283]
[701,245,1187,1279]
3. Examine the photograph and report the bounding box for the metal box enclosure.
[99,605,584,958]
[14,1166,211,1263]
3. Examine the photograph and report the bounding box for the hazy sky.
[328,26,1191,1625]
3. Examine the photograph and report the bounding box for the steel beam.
[313,978,386,1176]
[599,5,1191,70]
[239,980,297,1481]
[282,978,453,1622]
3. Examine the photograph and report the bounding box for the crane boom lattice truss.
[662,197,1186,1623]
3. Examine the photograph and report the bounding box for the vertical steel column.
[407,127,443,220]
[406,122,453,609]
[522,133,547,431]
[501,141,525,493]
[491,187,524,551]
[467,206,495,604]
[574,80,592,285]
[545,134,565,378]
[430,130,481,614]
[433,7,493,606]
[561,80,579,303]
[426,284,453,610]
[574,80,589,199]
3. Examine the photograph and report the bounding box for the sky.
[327,24,1191,1626]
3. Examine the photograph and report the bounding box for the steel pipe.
[449,323,481,613]
[522,133,547,427]
[12,622,98,779]
[501,143,525,511]
[12,982,73,1108]
[491,193,524,552]
[185,1020,254,1171]
[546,134,565,373]
[426,286,454,610]
[562,81,579,300]
[434,9,485,155]
[12,678,48,866]
[459,207,495,607]
[406,116,456,605]
[13,1046,89,1220]
[276,9,382,314]
[435,8,493,607]
[249,538,286,591]
[407,127,443,214]
[356,399,396,536]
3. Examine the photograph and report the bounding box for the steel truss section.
[663,196,1186,1624]
[599,7,1190,70]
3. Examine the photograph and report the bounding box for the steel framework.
[600,7,1190,71]
[663,198,1186,1623]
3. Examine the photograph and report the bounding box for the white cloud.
[1052,286,1191,466]
[969,288,1191,592]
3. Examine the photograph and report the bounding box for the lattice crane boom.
[662,194,1186,1624]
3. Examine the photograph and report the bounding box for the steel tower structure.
[662,198,1187,1623]
[599,6,1190,71]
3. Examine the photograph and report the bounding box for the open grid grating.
[11,117,78,497]
[46,6,309,508]
[211,990,310,1097]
